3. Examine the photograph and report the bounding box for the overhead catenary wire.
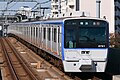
[8,1,18,9]
[32,0,51,10]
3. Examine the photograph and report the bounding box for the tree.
[110,33,120,48]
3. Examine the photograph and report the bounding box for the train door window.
[27,26,29,35]
[52,27,54,41]
[48,28,51,41]
[25,26,26,35]
[39,26,41,38]
[28,26,30,36]
[26,27,27,36]
[24,26,27,35]
[21,25,22,30]
[28,26,29,36]
[28,26,29,37]
[27,26,28,36]
[33,27,35,37]
[43,27,46,39]
[41,25,43,41]
[29,25,31,37]
[31,27,32,36]
[21,26,22,35]
[24,26,25,35]
[36,27,38,37]
[58,27,60,43]
[54,28,57,42]
[26,27,28,36]
[25,26,27,35]
[23,26,25,35]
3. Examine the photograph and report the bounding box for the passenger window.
[26,27,28,35]
[52,28,54,41]
[43,28,46,39]
[31,27,32,36]
[33,27,35,37]
[36,27,38,37]
[48,28,51,41]
[54,28,56,42]
[58,27,60,43]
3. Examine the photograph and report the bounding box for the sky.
[0,0,51,15]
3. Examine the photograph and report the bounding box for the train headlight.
[81,51,90,54]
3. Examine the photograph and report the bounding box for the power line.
[32,0,51,10]
[0,0,37,2]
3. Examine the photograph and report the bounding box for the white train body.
[8,17,109,72]
[0,25,2,30]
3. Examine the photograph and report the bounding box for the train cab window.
[65,19,108,48]
[64,27,76,48]
[79,27,106,48]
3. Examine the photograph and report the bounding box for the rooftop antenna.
[103,16,106,19]
[80,12,86,17]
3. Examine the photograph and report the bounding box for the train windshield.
[78,27,106,48]
[64,19,108,48]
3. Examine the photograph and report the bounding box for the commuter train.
[8,17,109,72]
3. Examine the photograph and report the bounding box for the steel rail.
[4,38,39,80]
[0,38,20,80]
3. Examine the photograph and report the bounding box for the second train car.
[8,17,109,72]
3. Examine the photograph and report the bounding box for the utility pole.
[4,0,13,36]
[39,3,41,17]
[5,0,9,24]
[58,0,61,15]
[4,0,9,36]
[32,0,51,17]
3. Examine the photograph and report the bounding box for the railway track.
[0,37,39,80]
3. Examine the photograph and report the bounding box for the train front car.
[62,18,109,72]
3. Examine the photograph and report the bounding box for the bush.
[110,33,120,48]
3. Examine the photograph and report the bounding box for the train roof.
[13,17,108,25]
